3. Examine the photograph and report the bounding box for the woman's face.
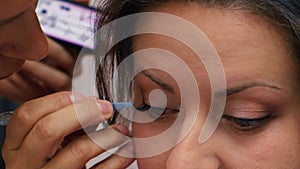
[131,3,300,169]
[0,0,48,79]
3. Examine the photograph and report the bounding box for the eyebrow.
[141,71,283,97]
[224,82,282,96]
[141,71,175,93]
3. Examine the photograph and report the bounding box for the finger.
[0,76,26,102]
[21,60,71,91]
[16,99,113,168]
[3,92,76,150]
[0,73,49,102]
[9,72,50,98]
[43,125,129,169]
[91,141,135,169]
[46,38,75,74]
[8,73,48,97]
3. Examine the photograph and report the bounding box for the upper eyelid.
[223,101,271,117]
[137,73,285,116]
[223,100,274,119]
[138,101,180,111]
[223,113,271,120]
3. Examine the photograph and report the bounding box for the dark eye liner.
[223,114,272,131]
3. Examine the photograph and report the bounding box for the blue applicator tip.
[112,102,134,111]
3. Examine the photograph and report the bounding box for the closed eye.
[222,113,272,132]
[135,102,179,121]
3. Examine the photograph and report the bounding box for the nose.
[0,6,48,60]
[165,119,222,169]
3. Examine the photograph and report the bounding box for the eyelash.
[135,102,180,121]
[222,113,272,132]
[134,91,273,131]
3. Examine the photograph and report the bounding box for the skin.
[1,1,135,168]
[3,1,299,169]
[1,2,134,167]
[0,0,75,102]
[2,1,134,168]
[132,2,300,169]
[0,0,48,79]
[3,92,135,169]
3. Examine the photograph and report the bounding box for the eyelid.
[223,113,271,121]
[222,113,272,132]
[223,109,270,119]
[136,102,179,113]
[135,101,180,121]
[223,97,272,118]
[139,88,180,110]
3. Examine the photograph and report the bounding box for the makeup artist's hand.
[2,92,135,169]
[0,38,74,103]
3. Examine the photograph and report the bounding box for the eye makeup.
[223,113,272,132]
[135,101,180,122]
[134,70,287,136]
[130,72,181,122]
[221,85,286,134]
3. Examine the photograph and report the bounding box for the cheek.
[137,151,171,169]
[132,122,176,168]
[133,123,171,168]
[221,116,300,168]
[259,114,300,167]
[132,121,175,137]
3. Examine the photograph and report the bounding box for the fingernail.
[70,92,86,103]
[116,124,129,135]
[96,100,113,115]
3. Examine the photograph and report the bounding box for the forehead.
[132,2,295,91]
[0,0,34,20]
[134,3,284,55]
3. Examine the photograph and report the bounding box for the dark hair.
[95,0,300,107]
